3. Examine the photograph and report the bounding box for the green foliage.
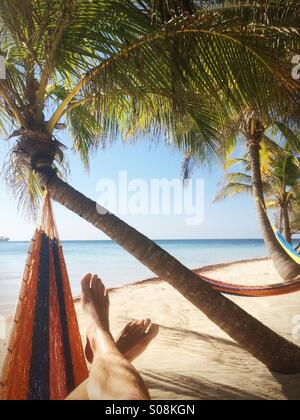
[0,0,299,215]
[214,126,300,234]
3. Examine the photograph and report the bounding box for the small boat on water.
[0,236,9,241]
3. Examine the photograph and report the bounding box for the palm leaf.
[48,1,300,133]
[214,182,253,202]
[274,122,300,153]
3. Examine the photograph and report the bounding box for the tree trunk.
[37,170,300,374]
[279,208,283,233]
[247,129,300,281]
[281,203,292,244]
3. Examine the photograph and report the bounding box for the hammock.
[197,272,300,297]
[0,194,88,400]
[197,226,300,297]
[274,229,300,264]
[258,198,300,265]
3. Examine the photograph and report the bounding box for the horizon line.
[2,237,288,242]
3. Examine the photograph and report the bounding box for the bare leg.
[67,319,159,400]
[85,318,159,364]
[67,274,157,400]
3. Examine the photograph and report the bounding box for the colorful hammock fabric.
[258,198,300,265]
[274,229,300,265]
[0,194,88,400]
[198,273,300,297]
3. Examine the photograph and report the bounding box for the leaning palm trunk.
[281,204,292,244]
[247,133,300,281]
[38,169,300,374]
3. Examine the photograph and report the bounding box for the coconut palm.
[291,204,300,233]
[245,119,300,280]
[1,0,300,373]
[185,115,300,279]
[265,155,300,244]
[215,149,300,245]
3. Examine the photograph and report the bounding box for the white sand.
[1,258,300,400]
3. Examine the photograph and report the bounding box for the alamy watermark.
[292,55,300,80]
[0,55,6,79]
[96,171,205,226]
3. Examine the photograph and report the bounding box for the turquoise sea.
[0,238,273,315]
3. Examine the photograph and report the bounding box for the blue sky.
[0,133,262,241]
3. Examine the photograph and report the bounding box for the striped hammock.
[259,198,300,265]
[197,223,300,296]
[274,229,300,265]
[0,194,88,400]
[198,272,300,297]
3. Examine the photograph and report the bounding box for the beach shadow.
[159,324,242,350]
[141,370,263,400]
[271,372,300,400]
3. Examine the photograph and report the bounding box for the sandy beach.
[1,258,300,400]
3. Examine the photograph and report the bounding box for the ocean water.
[0,239,271,315]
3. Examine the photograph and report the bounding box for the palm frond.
[214,182,253,202]
[224,172,252,185]
[265,199,278,209]
[1,0,300,214]
[48,1,300,133]
[273,122,300,153]
[224,157,248,171]
[2,135,68,217]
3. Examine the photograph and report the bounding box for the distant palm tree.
[290,202,300,240]
[185,116,300,279]
[215,149,300,244]
[244,119,300,280]
[265,155,300,244]
[1,0,300,373]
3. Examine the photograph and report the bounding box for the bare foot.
[116,320,159,362]
[86,319,159,363]
[81,273,110,354]
[81,274,159,364]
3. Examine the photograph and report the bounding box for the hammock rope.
[0,193,88,400]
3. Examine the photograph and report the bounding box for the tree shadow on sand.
[158,324,242,350]
[271,372,300,400]
[141,370,264,400]
[141,325,300,400]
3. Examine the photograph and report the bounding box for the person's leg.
[68,274,157,400]
[85,318,159,364]
[66,319,159,400]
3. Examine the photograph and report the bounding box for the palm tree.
[215,149,300,245]
[185,116,300,280]
[245,119,300,280]
[265,155,300,244]
[289,202,300,252]
[1,0,300,373]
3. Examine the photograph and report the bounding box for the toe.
[92,275,106,297]
[147,323,159,339]
[81,273,92,304]
[91,274,99,292]
[123,321,135,332]
[132,320,144,333]
[143,319,152,332]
